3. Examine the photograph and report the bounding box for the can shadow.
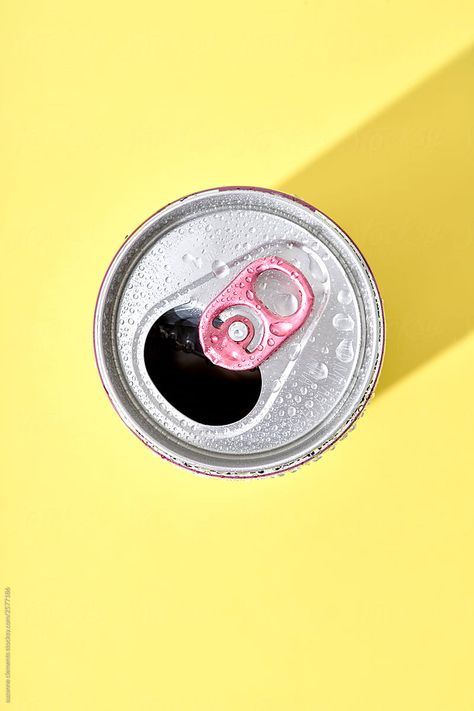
[280,46,474,394]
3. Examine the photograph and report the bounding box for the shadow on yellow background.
[281,46,474,393]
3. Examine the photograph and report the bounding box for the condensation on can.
[94,187,385,478]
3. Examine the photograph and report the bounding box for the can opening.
[143,307,262,426]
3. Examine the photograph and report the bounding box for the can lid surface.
[94,187,384,477]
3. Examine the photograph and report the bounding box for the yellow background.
[1,0,474,708]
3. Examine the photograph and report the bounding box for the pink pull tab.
[199,256,314,371]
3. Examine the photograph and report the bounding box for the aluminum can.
[94,187,384,478]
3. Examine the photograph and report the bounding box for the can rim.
[93,186,385,478]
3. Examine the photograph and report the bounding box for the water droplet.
[272,379,281,393]
[333,313,354,331]
[210,335,218,343]
[300,386,307,395]
[337,289,352,305]
[182,253,203,268]
[272,292,299,316]
[336,339,354,363]
[312,362,328,380]
[289,343,301,360]
[305,400,314,408]
[270,321,293,337]
[246,290,254,300]
[212,260,230,278]
[268,338,275,346]
[288,406,296,417]
[306,250,328,282]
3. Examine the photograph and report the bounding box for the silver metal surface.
[228,321,249,342]
[94,187,385,477]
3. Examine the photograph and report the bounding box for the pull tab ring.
[199,256,314,370]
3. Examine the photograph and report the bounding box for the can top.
[95,187,384,477]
